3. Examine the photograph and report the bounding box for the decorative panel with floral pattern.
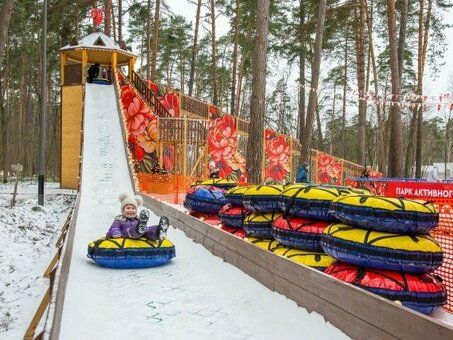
[264,129,291,184]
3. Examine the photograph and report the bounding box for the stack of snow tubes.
[217,186,251,238]
[183,179,236,215]
[242,184,284,239]
[272,184,365,271]
[322,194,447,314]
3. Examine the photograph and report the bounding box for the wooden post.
[112,51,117,69]
[10,163,23,208]
[23,288,50,340]
[81,49,88,85]
[183,117,188,181]
[60,52,67,86]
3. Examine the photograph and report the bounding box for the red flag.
[91,8,104,26]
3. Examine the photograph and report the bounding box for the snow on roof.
[60,31,125,52]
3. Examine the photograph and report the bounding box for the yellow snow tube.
[87,237,176,269]
[242,184,285,212]
[321,223,443,273]
[273,247,335,271]
[330,194,439,234]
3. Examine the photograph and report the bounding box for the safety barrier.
[23,201,78,340]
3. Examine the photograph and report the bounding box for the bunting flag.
[91,7,104,26]
[298,84,453,112]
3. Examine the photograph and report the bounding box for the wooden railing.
[130,71,171,117]
[23,204,77,340]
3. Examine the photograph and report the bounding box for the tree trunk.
[246,0,270,184]
[301,0,327,163]
[415,0,432,177]
[104,0,112,36]
[151,0,160,80]
[355,0,366,166]
[210,0,218,105]
[230,0,240,116]
[398,0,409,79]
[146,0,151,79]
[297,0,306,143]
[0,0,14,63]
[188,0,202,96]
[118,0,123,43]
[386,0,402,177]
[364,0,385,172]
[342,26,348,160]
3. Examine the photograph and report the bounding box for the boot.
[158,216,170,240]
[136,209,150,235]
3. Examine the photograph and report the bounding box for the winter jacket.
[296,166,308,183]
[106,215,160,240]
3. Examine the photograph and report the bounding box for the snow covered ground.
[0,181,76,339]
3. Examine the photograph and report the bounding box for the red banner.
[386,181,453,200]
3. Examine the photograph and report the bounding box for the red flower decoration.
[120,85,134,109]
[217,159,233,178]
[134,145,145,161]
[265,128,276,140]
[317,153,342,185]
[266,134,290,165]
[265,163,288,181]
[126,97,155,135]
[208,116,236,162]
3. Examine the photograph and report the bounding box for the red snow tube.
[272,216,330,252]
[325,262,447,315]
[218,204,250,229]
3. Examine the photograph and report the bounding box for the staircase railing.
[130,70,171,117]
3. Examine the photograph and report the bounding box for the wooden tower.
[59,32,136,189]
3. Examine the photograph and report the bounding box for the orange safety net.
[432,201,453,313]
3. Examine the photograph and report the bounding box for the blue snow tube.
[184,185,226,214]
[87,237,175,269]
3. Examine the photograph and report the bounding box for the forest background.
[1,0,453,183]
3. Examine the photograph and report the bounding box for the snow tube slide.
[87,237,176,269]
[320,223,443,273]
[273,247,335,271]
[330,195,439,235]
[325,262,447,314]
[243,212,282,239]
[272,216,330,252]
[242,184,284,213]
[278,185,358,221]
[184,185,226,214]
[224,185,251,206]
[218,204,250,229]
[192,178,237,190]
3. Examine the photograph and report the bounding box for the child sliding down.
[106,193,169,241]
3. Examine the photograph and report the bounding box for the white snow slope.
[58,83,349,339]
